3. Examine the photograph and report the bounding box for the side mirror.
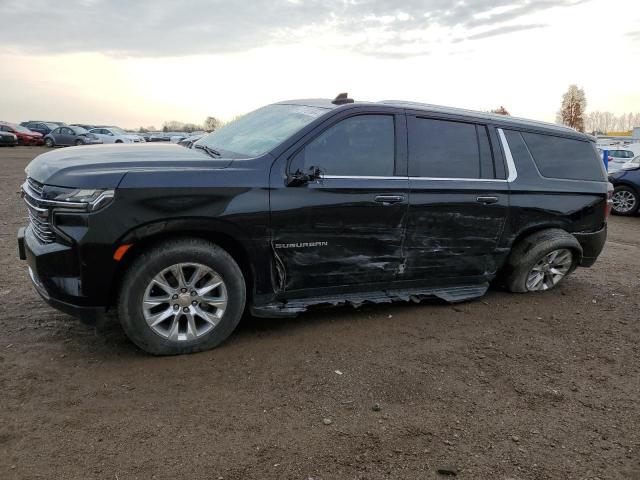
[286,166,323,187]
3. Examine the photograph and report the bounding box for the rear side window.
[518,132,603,181]
[291,115,395,177]
[408,117,495,179]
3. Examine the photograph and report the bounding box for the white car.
[89,127,145,144]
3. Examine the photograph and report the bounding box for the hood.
[25,143,233,188]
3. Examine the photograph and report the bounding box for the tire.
[118,238,246,355]
[44,138,54,148]
[75,139,83,146]
[504,229,582,293]
[611,185,639,216]
[115,139,123,144]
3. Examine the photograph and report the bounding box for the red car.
[0,122,44,146]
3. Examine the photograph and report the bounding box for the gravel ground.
[1,146,639,480]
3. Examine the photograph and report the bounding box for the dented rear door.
[404,115,510,282]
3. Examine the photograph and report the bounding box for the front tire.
[505,229,581,293]
[75,139,84,146]
[44,138,54,148]
[611,186,639,216]
[118,238,246,355]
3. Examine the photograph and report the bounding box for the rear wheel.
[44,137,54,148]
[611,186,639,216]
[118,238,246,355]
[505,229,581,293]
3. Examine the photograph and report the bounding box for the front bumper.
[574,225,607,267]
[18,226,107,324]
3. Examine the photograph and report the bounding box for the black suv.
[17,95,610,355]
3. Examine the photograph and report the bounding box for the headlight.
[42,186,115,211]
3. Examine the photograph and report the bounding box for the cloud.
[0,0,590,58]
[627,30,640,41]
[464,23,546,41]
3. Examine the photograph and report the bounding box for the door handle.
[476,196,499,204]
[375,195,406,205]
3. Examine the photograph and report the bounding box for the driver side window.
[290,115,395,177]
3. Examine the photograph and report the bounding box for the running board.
[251,283,489,318]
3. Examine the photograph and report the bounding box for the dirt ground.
[1,146,639,480]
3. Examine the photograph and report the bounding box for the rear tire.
[611,186,639,216]
[118,238,246,355]
[505,229,581,293]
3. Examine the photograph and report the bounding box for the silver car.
[44,126,103,148]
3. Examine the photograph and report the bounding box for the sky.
[0,0,638,129]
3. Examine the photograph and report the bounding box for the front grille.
[27,177,44,197]
[23,178,56,244]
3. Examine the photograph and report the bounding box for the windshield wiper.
[194,144,221,158]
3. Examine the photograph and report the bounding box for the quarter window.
[520,132,604,181]
[290,115,395,177]
[408,117,493,179]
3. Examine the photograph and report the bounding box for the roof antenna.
[332,92,354,105]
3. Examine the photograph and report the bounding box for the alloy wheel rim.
[612,190,637,213]
[526,248,573,291]
[142,262,227,342]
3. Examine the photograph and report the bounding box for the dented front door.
[269,112,409,292]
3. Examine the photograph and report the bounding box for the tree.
[491,106,510,116]
[204,116,223,132]
[557,85,586,132]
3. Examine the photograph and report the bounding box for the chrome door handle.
[476,196,499,204]
[375,195,405,205]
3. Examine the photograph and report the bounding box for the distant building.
[597,127,640,145]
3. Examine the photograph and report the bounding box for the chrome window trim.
[322,128,519,183]
[323,175,405,180]
[497,128,518,182]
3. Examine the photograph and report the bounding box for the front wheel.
[44,138,54,148]
[75,139,84,146]
[505,229,581,293]
[118,238,246,355]
[611,186,639,216]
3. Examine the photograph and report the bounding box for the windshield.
[196,104,330,157]
[111,127,126,135]
[14,125,32,133]
[72,126,88,134]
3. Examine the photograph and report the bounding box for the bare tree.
[204,116,223,132]
[557,85,587,132]
[491,106,510,116]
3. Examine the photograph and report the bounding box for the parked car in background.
[608,156,640,215]
[0,131,18,147]
[20,121,61,137]
[597,147,636,174]
[0,122,44,145]
[44,126,102,147]
[70,124,96,131]
[89,127,145,144]
[147,132,171,142]
[178,133,204,148]
[170,133,188,143]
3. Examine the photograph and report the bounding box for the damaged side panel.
[269,177,410,292]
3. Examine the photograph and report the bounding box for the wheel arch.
[611,180,639,194]
[504,224,584,269]
[108,220,259,309]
